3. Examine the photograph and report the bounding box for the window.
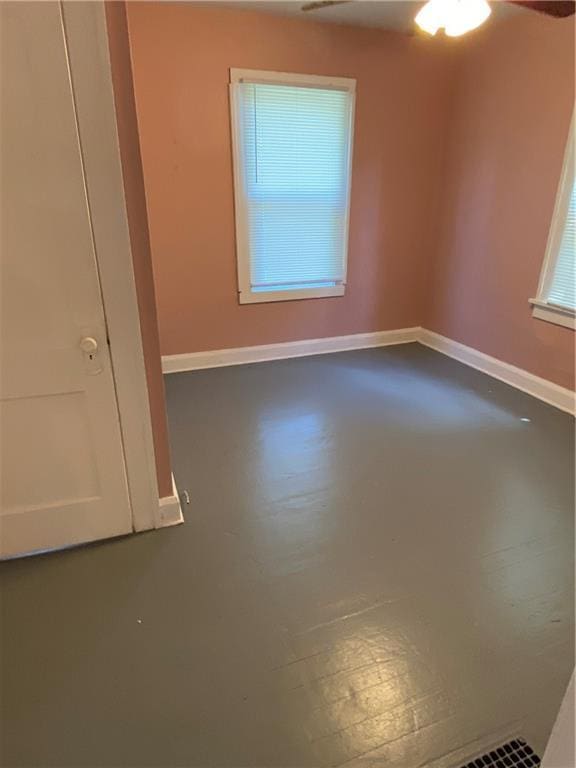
[229,69,355,304]
[531,115,575,329]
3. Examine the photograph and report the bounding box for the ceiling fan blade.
[509,1,575,16]
[301,0,351,11]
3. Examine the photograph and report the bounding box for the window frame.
[530,113,575,330]
[229,68,356,305]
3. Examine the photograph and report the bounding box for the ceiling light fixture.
[415,0,492,36]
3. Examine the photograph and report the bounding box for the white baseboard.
[419,329,576,415]
[161,327,421,373]
[161,326,574,415]
[157,473,184,528]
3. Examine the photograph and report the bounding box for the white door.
[0,1,133,558]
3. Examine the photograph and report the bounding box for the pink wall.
[127,3,574,391]
[126,3,454,355]
[427,12,575,390]
[106,2,173,498]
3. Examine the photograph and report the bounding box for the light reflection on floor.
[338,362,521,429]
[1,344,572,767]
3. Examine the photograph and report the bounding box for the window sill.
[239,285,345,304]
[529,299,576,330]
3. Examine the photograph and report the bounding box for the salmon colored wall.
[126,3,455,355]
[426,13,575,390]
[105,1,173,498]
[127,3,574,391]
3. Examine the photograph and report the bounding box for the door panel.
[0,1,133,557]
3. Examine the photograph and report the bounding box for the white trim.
[61,2,160,531]
[229,68,356,305]
[158,474,184,529]
[163,326,575,415]
[532,111,575,321]
[542,673,574,767]
[162,328,421,373]
[530,299,576,330]
[230,68,356,91]
[419,329,576,415]
[239,285,345,304]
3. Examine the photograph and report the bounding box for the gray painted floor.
[1,344,574,767]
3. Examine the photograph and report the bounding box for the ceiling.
[206,1,523,33]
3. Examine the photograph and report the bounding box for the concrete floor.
[1,343,574,767]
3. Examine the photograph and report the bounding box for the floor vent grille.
[459,738,541,768]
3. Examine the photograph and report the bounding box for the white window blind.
[546,180,575,310]
[532,114,575,329]
[230,70,355,303]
